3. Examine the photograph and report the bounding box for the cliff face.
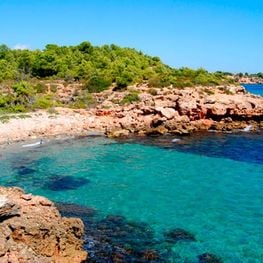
[0,187,87,263]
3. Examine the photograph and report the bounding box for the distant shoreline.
[240,82,263,85]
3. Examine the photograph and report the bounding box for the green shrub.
[0,115,11,123]
[35,83,48,93]
[148,76,162,88]
[115,73,133,89]
[203,88,214,95]
[12,81,34,97]
[148,88,158,96]
[69,93,96,109]
[0,94,10,107]
[10,104,27,113]
[50,84,57,93]
[120,91,140,105]
[32,95,54,109]
[84,76,111,93]
[47,107,59,114]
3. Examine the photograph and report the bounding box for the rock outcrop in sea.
[0,186,87,262]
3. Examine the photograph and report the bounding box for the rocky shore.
[238,76,263,84]
[0,186,87,262]
[0,84,262,144]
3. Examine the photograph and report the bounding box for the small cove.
[0,133,263,262]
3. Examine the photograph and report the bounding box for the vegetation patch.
[203,88,215,95]
[69,92,96,109]
[120,91,140,105]
[0,42,239,112]
[0,115,11,123]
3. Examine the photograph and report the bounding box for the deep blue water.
[0,133,263,262]
[242,84,263,96]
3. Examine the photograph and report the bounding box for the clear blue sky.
[1,0,262,73]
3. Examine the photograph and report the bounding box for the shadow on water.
[56,202,222,263]
[115,132,263,165]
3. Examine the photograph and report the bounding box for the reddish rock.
[0,84,262,144]
[107,129,130,138]
[155,107,178,120]
[0,187,87,263]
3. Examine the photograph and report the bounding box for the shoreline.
[0,85,262,146]
[1,124,262,154]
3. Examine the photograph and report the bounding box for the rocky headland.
[0,83,262,144]
[238,76,263,84]
[0,186,87,262]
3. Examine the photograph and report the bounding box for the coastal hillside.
[0,42,236,113]
[0,42,234,88]
[0,42,262,144]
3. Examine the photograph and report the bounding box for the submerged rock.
[73,212,168,262]
[45,175,90,191]
[0,186,87,262]
[17,165,36,175]
[198,253,223,263]
[164,228,196,243]
[55,202,96,220]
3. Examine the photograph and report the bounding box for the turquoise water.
[242,84,263,96]
[1,133,263,262]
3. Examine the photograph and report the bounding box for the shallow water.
[0,133,263,262]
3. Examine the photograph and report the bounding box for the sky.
[0,0,262,73]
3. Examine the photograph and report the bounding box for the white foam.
[172,138,181,142]
[243,125,252,132]
[22,140,44,148]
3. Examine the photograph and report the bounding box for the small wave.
[172,138,181,142]
[242,125,252,132]
[208,130,218,133]
[22,140,44,148]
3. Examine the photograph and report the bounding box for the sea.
[0,84,262,262]
[242,83,263,96]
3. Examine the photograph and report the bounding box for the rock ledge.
[0,186,87,263]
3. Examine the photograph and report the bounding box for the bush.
[69,92,96,109]
[35,83,48,93]
[120,91,140,105]
[10,104,27,113]
[0,115,11,123]
[12,81,34,97]
[32,95,54,109]
[84,76,111,93]
[148,76,162,88]
[148,88,158,96]
[50,84,58,93]
[203,88,214,95]
[115,75,132,89]
[0,94,10,107]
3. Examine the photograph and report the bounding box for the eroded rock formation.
[0,186,87,263]
[0,84,262,143]
[104,85,263,137]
